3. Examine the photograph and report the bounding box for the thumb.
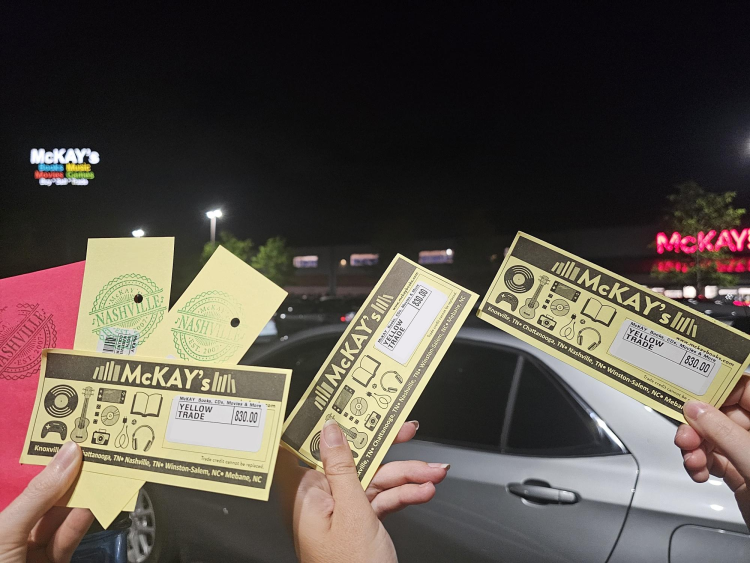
[684,401,750,478]
[0,442,83,542]
[319,419,370,513]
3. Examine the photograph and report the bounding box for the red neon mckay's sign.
[656,258,750,273]
[656,229,750,254]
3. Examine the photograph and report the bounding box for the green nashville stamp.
[90,273,167,344]
[172,290,247,362]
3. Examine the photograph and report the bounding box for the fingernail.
[683,452,692,463]
[419,481,433,488]
[428,463,450,469]
[323,419,344,447]
[408,420,419,431]
[52,441,79,470]
[684,401,709,420]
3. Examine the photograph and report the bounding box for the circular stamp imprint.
[171,290,247,362]
[89,273,167,344]
[0,303,57,381]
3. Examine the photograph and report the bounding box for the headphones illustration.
[379,371,403,393]
[576,327,602,351]
[133,425,155,452]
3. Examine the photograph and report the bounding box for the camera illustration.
[537,314,557,331]
[364,411,381,431]
[92,431,110,446]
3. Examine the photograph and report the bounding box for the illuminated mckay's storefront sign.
[656,229,750,254]
[656,258,750,273]
[30,148,100,186]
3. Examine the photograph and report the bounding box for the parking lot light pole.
[206,209,223,243]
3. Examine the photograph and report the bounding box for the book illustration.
[352,355,380,387]
[581,298,616,327]
[130,392,163,417]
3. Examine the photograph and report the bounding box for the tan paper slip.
[282,254,477,486]
[67,237,175,522]
[21,350,291,501]
[477,232,750,422]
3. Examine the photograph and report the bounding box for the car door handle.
[507,482,579,505]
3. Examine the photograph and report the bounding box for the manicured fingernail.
[53,441,79,469]
[408,420,419,431]
[428,463,450,469]
[684,401,708,420]
[323,419,344,447]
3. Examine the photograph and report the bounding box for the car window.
[318,300,345,313]
[505,358,621,456]
[730,317,750,335]
[409,342,519,450]
[253,335,339,417]
[283,300,318,314]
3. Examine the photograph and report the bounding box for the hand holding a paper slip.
[675,376,750,528]
[277,420,448,562]
[0,442,93,563]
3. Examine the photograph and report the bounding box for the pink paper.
[0,262,85,509]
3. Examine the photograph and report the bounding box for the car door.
[383,339,639,563]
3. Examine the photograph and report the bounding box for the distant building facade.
[286,224,750,299]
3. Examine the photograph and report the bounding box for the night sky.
[3,4,750,279]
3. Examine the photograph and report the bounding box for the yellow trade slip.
[282,254,478,487]
[67,239,288,525]
[477,232,750,422]
[68,237,175,524]
[145,245,288,363]
[73,237,175,357]
[21,349,291,501]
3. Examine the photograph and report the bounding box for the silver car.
[128,325,750,562]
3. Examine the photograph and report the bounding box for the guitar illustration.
[519,275,550,320]
[71,386,94,444]
[335,421,368,449]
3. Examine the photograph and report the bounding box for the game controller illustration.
[495,291,519,311]
[41,421,67,440]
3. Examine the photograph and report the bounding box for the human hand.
[675,375,750,527]
[0,442,94,563]
[276,420,449,562]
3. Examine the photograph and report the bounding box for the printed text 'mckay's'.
[313,293,393,411]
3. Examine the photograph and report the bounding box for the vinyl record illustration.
[309,431,322,461]
[44,385,79,418]
[504,265,535,293]
[100,406,121,426]
[549,299,571,317]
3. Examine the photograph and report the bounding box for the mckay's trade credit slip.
[21,349,290,501]
[282,254,478,487]
[477,232,750,422]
